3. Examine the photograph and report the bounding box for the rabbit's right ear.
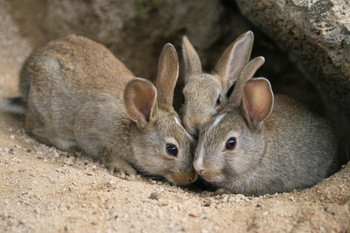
[214,31,254,92]
[241,78,274,130]
[182,36,202,83]
[124,78,158,129]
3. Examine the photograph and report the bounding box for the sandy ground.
[0,2,349,232]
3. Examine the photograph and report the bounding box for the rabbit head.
[124,44,197,185]
[181,31,254,136]
[193,57,273,188]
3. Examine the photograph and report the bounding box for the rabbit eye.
[166,143,178,157]
[215,96,221,107]
[225,137,237,150]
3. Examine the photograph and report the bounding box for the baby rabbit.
[193,56,337,196]
[181,31,254,135]
[17,35,197,185]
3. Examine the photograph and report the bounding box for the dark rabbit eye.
[225,137,237,150]
[215,96,221,107]
[166,143,178,157]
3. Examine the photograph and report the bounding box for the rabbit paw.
[108,161,137,180]
[214,188,231,195]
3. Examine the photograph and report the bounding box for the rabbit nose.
[193,159,204,175]
[197,169,205,176]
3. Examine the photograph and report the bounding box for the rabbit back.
[264,95,337,184]
[20,35,133,98]
[20,35,134,151]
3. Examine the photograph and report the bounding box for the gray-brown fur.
[17,35,197,185]
[193,56,337,196]
[181,31,254,136]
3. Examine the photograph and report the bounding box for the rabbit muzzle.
[166,169,198,185]
[193,159,224,183]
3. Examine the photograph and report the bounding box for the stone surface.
[235,0,350,161]
[11,0,223,80]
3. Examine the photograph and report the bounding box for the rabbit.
[181,31,254,136]
[14,35,197,185]
[193,56,338,196]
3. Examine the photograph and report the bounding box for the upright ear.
[241,78,274,130]
[156,43,179,106]
[124,78,158,129]
[214,31,254,91]
[182,36,202,83]
[230,56,265,107]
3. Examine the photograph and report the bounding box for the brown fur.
[193,56,337,196]
[181,31,254,135]
[19,35,197,185]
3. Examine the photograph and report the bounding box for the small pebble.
[203,198,211,207]
[149,192,161,200]
[222,195,229,203]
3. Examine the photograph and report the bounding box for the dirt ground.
[0,2,349,233]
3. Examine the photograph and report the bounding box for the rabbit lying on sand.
[193,56,337,196]
[9,35,197,185]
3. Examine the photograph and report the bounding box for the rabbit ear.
[230,56,265,106]
[124,78,158,129]
[214,31,254,92]
[182,36,202,83]
[241,78,274,130]
[156,43,179,106]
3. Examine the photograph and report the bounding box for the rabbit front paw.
[108,160,137,180]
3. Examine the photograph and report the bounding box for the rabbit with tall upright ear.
[15,35,197,185]
[193,56,337,196]
[181,31,254,136]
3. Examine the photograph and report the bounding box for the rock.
[202,198,211,207]
[235,0,350,162]
[149,191,161,200]
[11,0,223,79]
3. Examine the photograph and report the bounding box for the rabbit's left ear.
[214,31,254,93]
[230,56,265,107]
[241,78,274,130]
[182,36,202,83]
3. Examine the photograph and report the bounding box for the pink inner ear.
[248,106,260,123]
[138,105,151,122]
[133,87,156,123]
[243,79,273,126]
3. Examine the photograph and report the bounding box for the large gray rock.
[235,0,350,161]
